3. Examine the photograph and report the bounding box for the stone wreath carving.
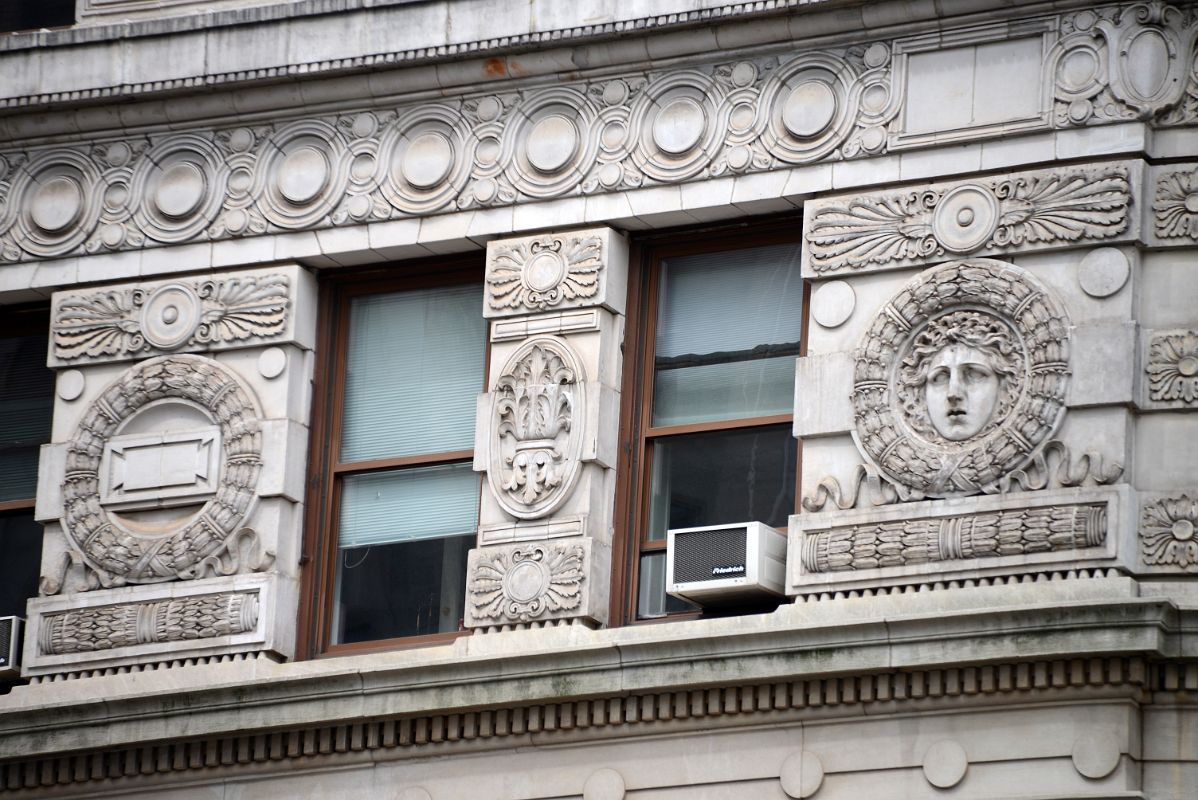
[469,544,585,623]
[802,501,1106,573]
[1153,167,1198,239]
[486,233,603,313]
[489,337,584,519]
[1147,331,1198,403]
[52,273,290,362]
[60,355,262,586]
[853,259,1070,498]
[39,591,259,656]
[806,164,1130,272]
[1140,495,1198,570]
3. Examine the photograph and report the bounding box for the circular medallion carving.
[258,121,349,227]
[652,97,706,155]
[379,105,472,213]
[57,369,86,402]
[525,250,567,293]
[1077,247,1130,298]
[30,176,83,233]
[131,136,226,244]
[400,132,454,189]
[504,89,597,198]
[780,751,824,799]
[629,71,723,182]
[505,558,549,603]
[853,259,1070,497]
[782,80,837,138]
[526,114,579,174]
[812,280,856,328]
[140,284,202,349]
[932,185,1000,253]
[61,355,262,583]
[1071,732,1121,779]
[154,162,206,219]
[277,146,329,205]
[922,741,968,788]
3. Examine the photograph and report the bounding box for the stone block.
[1140,249,1198,329]
[484,227,629,319]
[1067,321,1137,408]
[1135,414,1198,492]
[794,351,854,438]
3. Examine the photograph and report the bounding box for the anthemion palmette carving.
[801,502,1106,573]
[1140,495,1198,570]
[806,165,1131,272]
[38,592,259,656]
[1147,331,1198,403]
[58,355,262,589]
[486,234,604,313]
[853,260,1071,498]
[489,337,585,519]
[52,274,291,361]
[1153,167,1198,239]
[469,544,585,623]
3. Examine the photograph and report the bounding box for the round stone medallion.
[780,751,824,799]
[1059,48,1100,92]
[526,114,579,174]
[932,185,1000,253]
[277,146,330,205]
[812,280,856,328]
[30,176,83,233]
[582,768,625,800]
[1077,247,1130,298]
[227,167,253,195]
[652,97,706,155]
[505,558,548,604]
[140,284,201,350]
[782,80,837,138]
[57,369,85,402]
[475,136,501,167]
[257,347,287,380]
[401,132,454,189]
[525,250,567,293]
[154,162,207,220]
[475,96,502,122]
[922,740,968,789]
[1071,732,1121,779]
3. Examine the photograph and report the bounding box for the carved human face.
[925,344,1001,441]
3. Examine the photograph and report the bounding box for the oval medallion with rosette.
[852,259,1070,497]
[60,355,263,583]
[488,336,585,519]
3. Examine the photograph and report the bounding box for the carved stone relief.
[468,543,586,624]
[852,259,1071,498]
[488,337,584,520]
[1140,495,1198,570]
[38,591,259,656]
[1153,166,1198,239]
[486,233,603,314]
[805,164,1132,273]
[58,355,263,589]
[1147,331,1198,403]
[801,502,1107,573]
[51,273,291,365]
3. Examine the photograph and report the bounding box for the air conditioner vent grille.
[671,527,747,583]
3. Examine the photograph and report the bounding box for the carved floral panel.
[1147,331,1198,404]
[486,232,604,316]
[468,542,586,625]
[488,337,585,520]
[1140,495,1198,570]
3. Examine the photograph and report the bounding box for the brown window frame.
[297,256,487,658]
[611,219,809,626]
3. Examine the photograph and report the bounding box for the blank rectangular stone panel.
[483,227,629,319]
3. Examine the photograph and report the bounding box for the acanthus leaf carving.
[469,543,585,624]
[52,273,291,362]
[486,234,604,313]
[807,165,1130,273]
[489,338,584,519]
[1153,167,1198,239]
[1147,331,1198,402]
[1140,495,1198,570]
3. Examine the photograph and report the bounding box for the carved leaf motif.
[1140,495,1198,569]
[53,289,146,359]
[195,274,290,344]
[806,191,939,271]
[469,544,585,623]
[993,170,1129,246]
[1147,332,1198,402]
[1154,168,1198,239]
[486,236,603,311]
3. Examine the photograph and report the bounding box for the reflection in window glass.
[0,335,55,503]
[653,243,803,427]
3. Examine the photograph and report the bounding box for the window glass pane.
[636,552,696,619]
[646,426,795,542]
[0,335,54,502]
[0,513,43,619]
[338,462,479,549]
[333,532,472,643]
[653,243,803,427]
[340,284,485,462]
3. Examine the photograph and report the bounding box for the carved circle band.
[61,355,262,583]
[852,259,1070,497]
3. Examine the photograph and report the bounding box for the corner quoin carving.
[1140,495,1198,570]
[852,259,1071,498]
[801,501,1106,573]
[469,543,585,624]
[488,337,585,520]
[52,273,291,363]
[38,591,259,656]
[1147,331,1198,403]
[58,355,263,589]
[486,232,604,313]
[806,164,1131,273]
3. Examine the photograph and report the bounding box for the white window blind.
[338,462,480,549]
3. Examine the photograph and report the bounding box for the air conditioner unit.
[0,616,22,677]
[666,522,787,606]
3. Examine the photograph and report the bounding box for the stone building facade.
[0,0,1195,797]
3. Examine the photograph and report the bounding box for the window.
[0,0,73,33]
[301,262,486,653]
[618,228,806,621]
[0,308,54,631]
